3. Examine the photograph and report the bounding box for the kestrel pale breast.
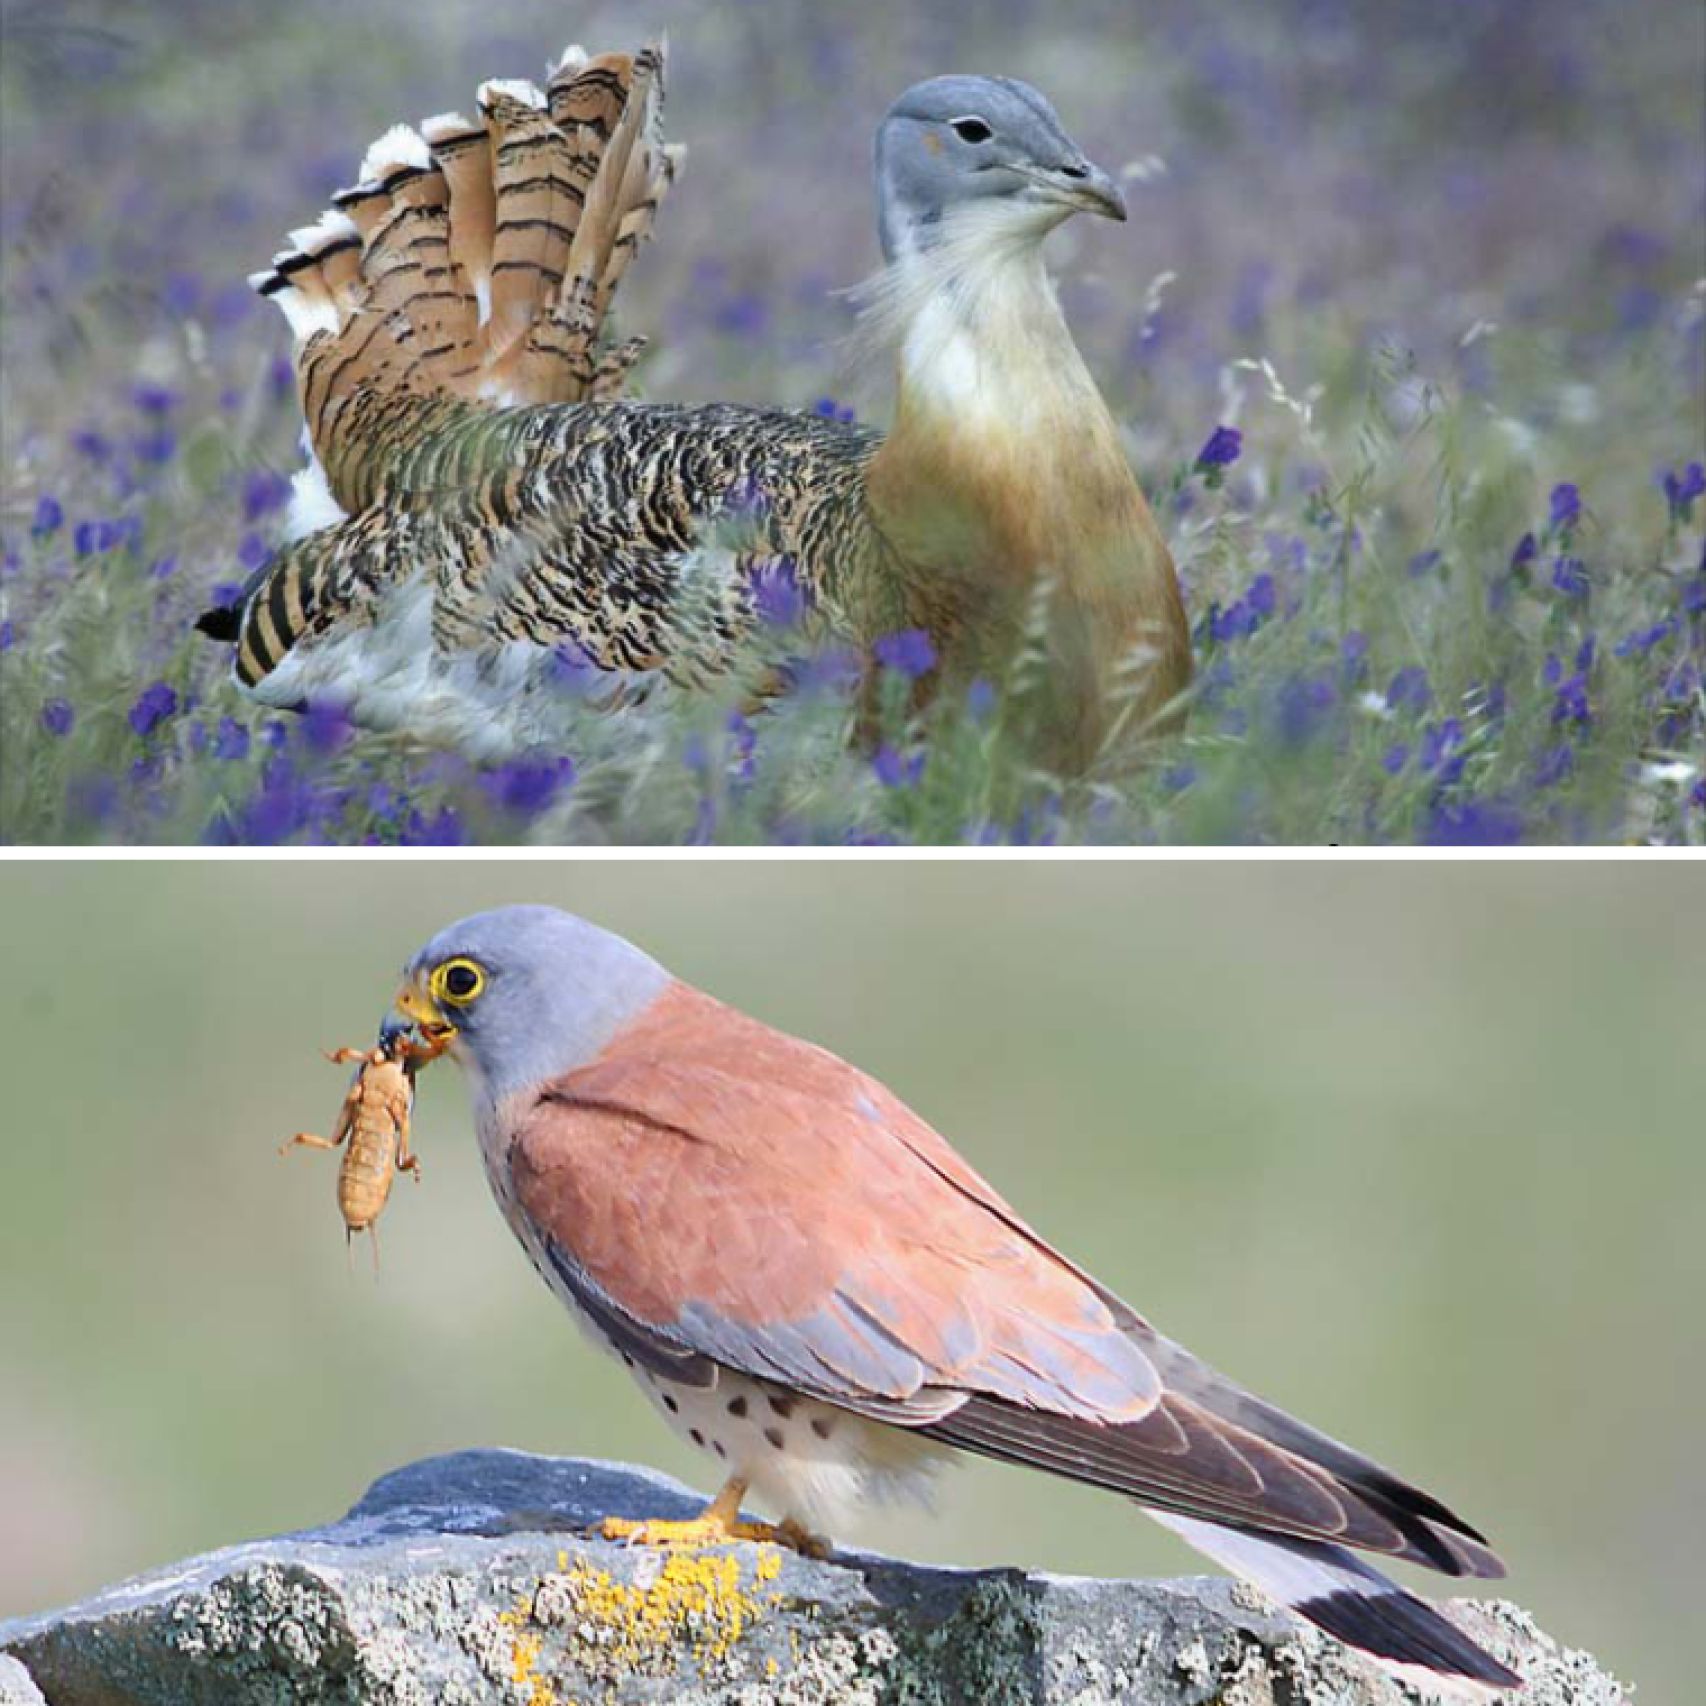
[392,905,1518,1695]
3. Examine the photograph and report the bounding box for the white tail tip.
[420,111,480,143]
[477,77,547,111]
[360,123,433,184]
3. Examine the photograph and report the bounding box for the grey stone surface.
[0,1451,1628,1705]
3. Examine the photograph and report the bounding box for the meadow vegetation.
[2,0,1701,843]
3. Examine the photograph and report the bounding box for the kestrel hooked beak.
[386,904,1520,1695]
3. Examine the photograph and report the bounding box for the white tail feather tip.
[287,211,359,255]
[360,123,433,182]
[420,111,479,142]
[477,77,547,111]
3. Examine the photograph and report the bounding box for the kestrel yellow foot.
[597,1478,826,1555]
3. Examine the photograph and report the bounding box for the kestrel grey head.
[874,73,1127,261]
[394,905,668,1107]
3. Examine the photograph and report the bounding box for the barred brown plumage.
[203,37,1193,767]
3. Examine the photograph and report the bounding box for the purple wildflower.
[40,698,74,737]
[1552,672,1591,725]
[872,743,924,788]
[1407,549,1442,578]
[243,469,293,521]
[484,756,576,815]
[128,681,178,737]
[1385,665,1432,714]
[725,712,757,785]
[547,641,600,694]
[748,556,807,626]
[1382,743,1410,775]
[400,805,466,846]
[811,397,856,423]
[1510,532,1538,572]
[148,555,177,580]
[966,678,997,723]
[1550,555,1589,599]
[1660,461,1705,520]
[237,532,270,572]
[873,628,938,680]
[1616,618,1676,656]
[1196,425,1243,468]
[0,620,13,653]
[1549,483,1581,530]
[1274,674,1335,746]
[299,700,354,756]
[133,429,176,465]
[31,495,63,536]
[713,292,768,338]
[132,382,180,414]
[1423,795,1526,845]
[1207,573,1277,644]
[212,717,250,761]
[74,518,123,556]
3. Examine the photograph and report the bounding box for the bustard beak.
[1020,157,1128,222]
[1054,158,1127,222]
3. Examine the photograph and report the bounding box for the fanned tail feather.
[251,39,681,519]
[1151,1512,1521,1696]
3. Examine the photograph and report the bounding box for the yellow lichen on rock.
[497,1599,560,1706]
[560,1548,780,1670]
[497,1543,789,1692]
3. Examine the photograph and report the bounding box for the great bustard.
[199,41,1192,768]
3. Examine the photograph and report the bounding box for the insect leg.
[280,1131,340,1156]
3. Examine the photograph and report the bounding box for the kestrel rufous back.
[391,905,1518,1695]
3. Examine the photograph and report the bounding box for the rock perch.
[0,1451,1628,1705]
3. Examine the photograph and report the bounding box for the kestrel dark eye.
[434,957,485,1004]
[950,117,993,144]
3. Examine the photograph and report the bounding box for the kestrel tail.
[391,904,1519,1696]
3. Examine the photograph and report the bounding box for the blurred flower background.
[0,862,1699,1696]
[0,0,1703,842]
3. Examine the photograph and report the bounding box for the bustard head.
[874,74,1126,263]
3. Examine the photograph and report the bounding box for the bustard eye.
[432,957,485,1005]
[949,116,993,144]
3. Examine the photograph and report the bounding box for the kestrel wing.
[508,982,1500,1574]
[507,983,1161,1424]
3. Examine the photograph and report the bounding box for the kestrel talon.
[391,905,1518,1694]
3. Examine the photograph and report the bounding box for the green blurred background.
[0,862,1698,1695]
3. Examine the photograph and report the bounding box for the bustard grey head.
[873,74,1127,263]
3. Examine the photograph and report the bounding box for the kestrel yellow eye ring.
[431,958,486,1006]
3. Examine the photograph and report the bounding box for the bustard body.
[201,46,1192,768]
